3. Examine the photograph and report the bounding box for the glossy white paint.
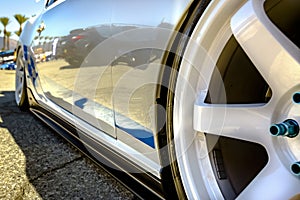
[17,0,193,182]
[16,0,300,198]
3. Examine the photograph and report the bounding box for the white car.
[15,0,300,199]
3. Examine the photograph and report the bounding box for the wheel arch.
[155,0,211,198]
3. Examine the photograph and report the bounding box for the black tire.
[157,0,211,199]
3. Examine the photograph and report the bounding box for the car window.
[46,0,58,8]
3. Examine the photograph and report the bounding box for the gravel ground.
[0,70,136,199]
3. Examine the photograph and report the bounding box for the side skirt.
[27,90,164,199]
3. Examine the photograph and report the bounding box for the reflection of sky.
[39,0,112,37]
[38,0,191,38]
[111,0,190,26]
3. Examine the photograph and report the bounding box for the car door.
[33,0,116,137]
[110,0,192,161]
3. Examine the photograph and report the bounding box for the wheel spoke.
[16,69,24,79]
[194,103,271,143]
[231,0,300,99]
[16,83,23,95]
[18,57,24,67]
[237,153,300,199]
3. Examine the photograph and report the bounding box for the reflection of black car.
[111,48,160,68]
[54,29,83,64]
[59,25,161,67]
[57,27,106,67]
[63,28,104,66]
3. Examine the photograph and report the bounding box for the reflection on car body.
[54,25,162,68]
[15,0,300,199]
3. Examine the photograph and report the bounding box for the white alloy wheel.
[15,49,29,110]
[172,0,300,199]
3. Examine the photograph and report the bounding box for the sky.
[0,0,44,39]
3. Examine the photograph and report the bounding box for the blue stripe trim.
[116,125,155,148]
[23,45,28,60]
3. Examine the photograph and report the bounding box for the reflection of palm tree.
[0,17,10,50]
[5,31,11,50]
[14,14,29,37]
[44,36,49,50]
[39,36,44,42]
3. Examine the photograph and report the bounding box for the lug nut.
[291,162,300,176]
[269,119,299,138]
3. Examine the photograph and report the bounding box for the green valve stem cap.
[269,119,299,138]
